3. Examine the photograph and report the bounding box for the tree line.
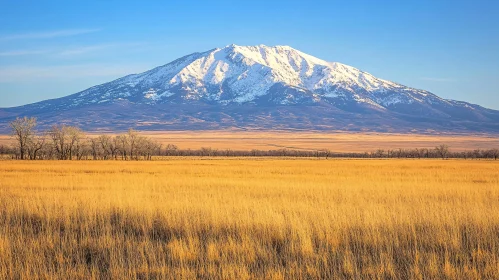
[6,117,160,160]
[2,117,498,160]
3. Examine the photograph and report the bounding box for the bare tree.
[435,144,450,159]
[26,134,46,160]
[165,144,178,156]
[49,125,67,160]
[127,129,139,160]
[98,135,112,160]
[89,138,101,160]
[324,149,331,159]
[40,142,55,160]
[67,126,85,160]
[10,117,37,160]
[461,151,468,160]
[473,149,482,160]
[141,138,153,160]
[418,148,428,159]
[200,147,214,157]
[374,149,385,158]
[116,135,129,160]
[111,136,121,160]
[489,148,499,160]
[75,137,89,160]
[49,125,84,160]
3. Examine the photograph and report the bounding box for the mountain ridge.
[1,44,499,133]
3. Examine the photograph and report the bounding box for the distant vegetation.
[2,117,499,160]
[8,117,161,160]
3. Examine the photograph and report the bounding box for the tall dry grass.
[0,159,498,279]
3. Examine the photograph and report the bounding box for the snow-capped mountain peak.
[103,44,409,106]
[55,44,428,108]
[4,44,498,134]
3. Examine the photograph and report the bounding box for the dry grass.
[131,131,499,152]
[1,131,499,152]
[0,159,498,279]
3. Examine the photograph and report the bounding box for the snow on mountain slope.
[132,44,407,105]
[22,44,443,109]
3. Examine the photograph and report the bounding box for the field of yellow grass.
[0,159,498,279]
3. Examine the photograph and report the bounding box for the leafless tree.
[109,137,121,160]
[49,125,67,160]
[141,138,159,160]
[48,125,85,160]
[27,134,46,160]
[164,144,178,156]
[324,149,331,159]
[127,129,139,160]
[9,117,37,160]
[116,135,129,160]
[374,149,385,158]
[67,126,85,160]
[75,137,89,160]
[472,149,483,160]
[435,144,450,159]
[98,135,112,160]
[487,148,499,160]
[200,147,215,157]
[418,148,428,159]
[39,142,55,160]
[89,138,101,160]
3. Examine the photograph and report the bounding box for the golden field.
[1,131,499,152]
[0,159,499,279]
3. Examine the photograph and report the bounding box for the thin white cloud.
[0,28,101,41]
[419,77,456,82]
[59,45,111,56]
[0,42,146,58]
[58,42,145,56]
[0,64,152,82]
[0,50,48,56]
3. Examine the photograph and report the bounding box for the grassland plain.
[1,131,499,152]
[0,159,498,279]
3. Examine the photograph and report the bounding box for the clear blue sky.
[1,0,498,109]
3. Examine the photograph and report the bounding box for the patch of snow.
[380,95,404,106]
[144,88,157,99]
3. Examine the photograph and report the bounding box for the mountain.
[1,44,499,133]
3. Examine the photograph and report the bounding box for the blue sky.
[1,0,498,108]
